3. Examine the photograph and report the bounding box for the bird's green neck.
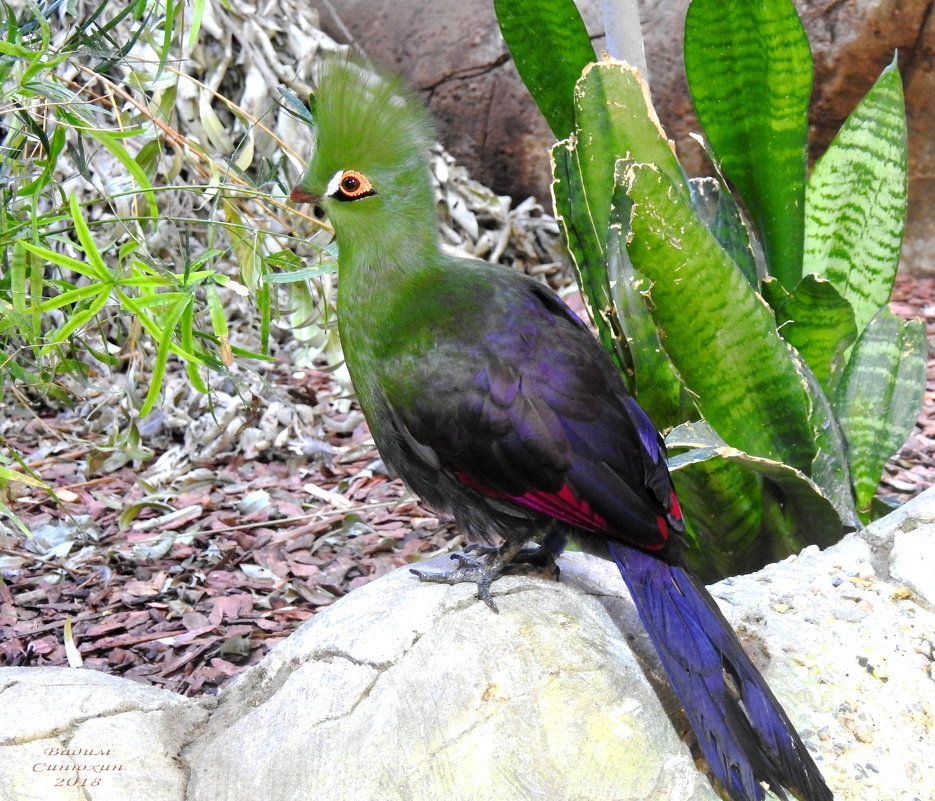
[333,185,445,409]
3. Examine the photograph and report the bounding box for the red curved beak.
[290,186,320,204]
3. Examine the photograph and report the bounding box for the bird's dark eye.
[332,169,375,201]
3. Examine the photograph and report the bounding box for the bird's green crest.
[301,59,435,198]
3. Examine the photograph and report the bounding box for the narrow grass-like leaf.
[36,282,108,313]
[10,241,28,316]
[761,274,857,391]
[626,162,815,471]
[16,239,102,281]
[684,0,811,289]
[188,0,206,50]
[0,465,49,488]
[264,264,336,283]
[68,194,110,281]
[139,294,190,417]
[89,128,159,219]
[116,289,199,363]
[179,297,209,394]
[206,284,233,365]
[834,307,926,515]
[43,287,110,352]
[803,58,907,334]
[493,0,595,139]
[132,291,190,309]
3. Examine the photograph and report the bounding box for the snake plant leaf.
[552,142,629,372]
[493,0,595,139]
[761,274,858,392]
[687,132,763,288]
[834,306,926,516]
[667,421,842,582]
[572,59,687,248]
[787,348,860,530]
[549,59,687,374]
[689,176,759,288]
[684,0,811,289]
[625,162,815,473]
[803,57,908,336]
[607,161,684,429]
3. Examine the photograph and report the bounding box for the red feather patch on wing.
[456,472,672,551]
[456,471,615,530]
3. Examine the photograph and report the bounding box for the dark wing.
[387,272,682,553]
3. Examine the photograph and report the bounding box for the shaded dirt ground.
[2,273,933,695]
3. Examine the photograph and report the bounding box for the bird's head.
[290,59,437,260]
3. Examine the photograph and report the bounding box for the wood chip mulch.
[0,366,461,696]
[2,273,933,695]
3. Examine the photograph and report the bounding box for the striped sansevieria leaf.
[684,0,812,290]
[803,57,907,336]
[667,421,843,583]
[625,162,815,473]
[493,0,595,140]
[761,274,858,392]
[834,307,926,516]
[607,162,684,430]
[551,60,688,378]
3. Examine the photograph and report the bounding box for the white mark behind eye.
[325,170,344,197]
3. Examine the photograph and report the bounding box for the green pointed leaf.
[668,421,842,582]
[834,307,926,515]
[787,348,860,529]
[549,60,686,374]
[139,295,192,418]
[803,58,907,335]
[607,163,683,429]
[552,143,629,372]
[625,162,815,472]
[761,274,858,391]
[686,132,763,287]
[684,0,811,289]
[689,175,759,288]
[573,60,687,245]
[493,0,595,139]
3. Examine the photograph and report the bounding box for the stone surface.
[184,557,711,801]
[0,667,209,801]
[310,0,935,273]
[2,488,935,800]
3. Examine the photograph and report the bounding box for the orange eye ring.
[339,170,373,198]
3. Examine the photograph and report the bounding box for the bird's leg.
[411,533,563,612]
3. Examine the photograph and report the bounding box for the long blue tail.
[608,542,832,801]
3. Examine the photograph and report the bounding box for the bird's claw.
[409,563,500,612]
[410,538,561,613]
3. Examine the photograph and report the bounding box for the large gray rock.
[310,0,935,273]
[3,488,935,800]
[184,556,712,801]
[0,667,208,801]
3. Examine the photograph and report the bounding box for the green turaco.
[289,59,832,801]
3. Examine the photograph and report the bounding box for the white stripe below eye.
[325,170,344,198]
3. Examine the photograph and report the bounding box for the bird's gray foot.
[410,539,560,612]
